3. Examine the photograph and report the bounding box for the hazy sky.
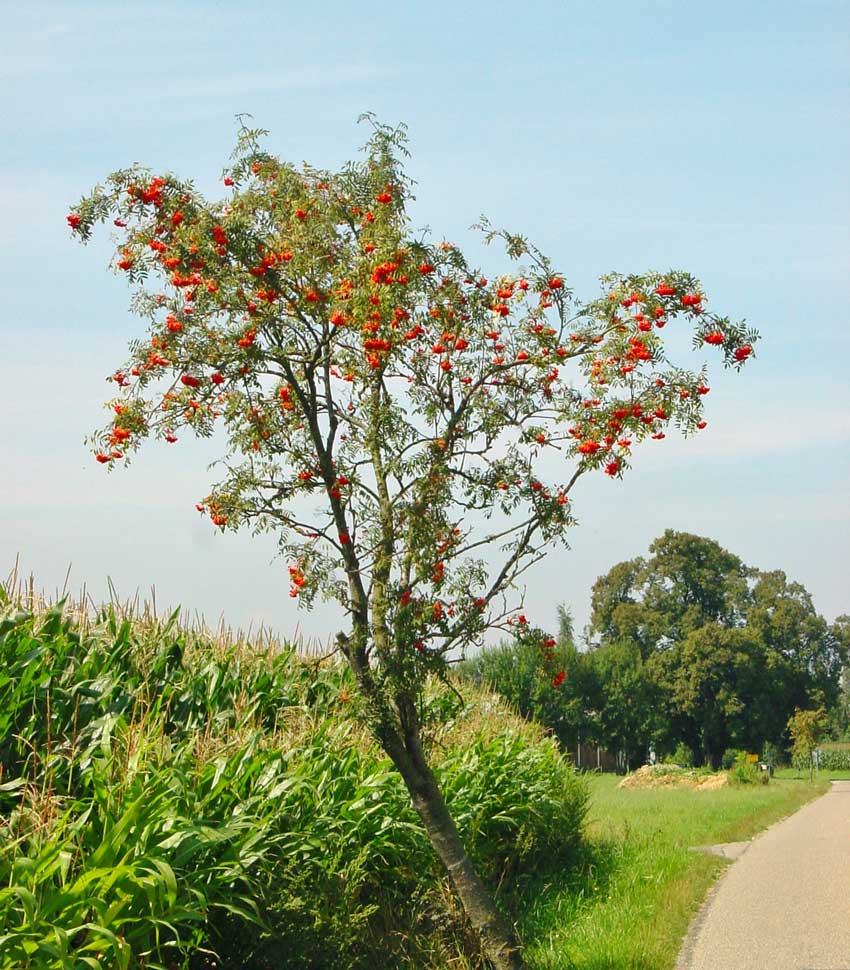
[2,0,848,644]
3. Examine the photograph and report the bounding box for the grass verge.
[773,766,850,782]
[517,772,829,970]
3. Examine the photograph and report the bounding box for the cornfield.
[0,574,586,969]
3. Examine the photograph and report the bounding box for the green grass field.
[773,766,850,782]
[517,772,830,970]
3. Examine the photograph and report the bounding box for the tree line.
[463,529,849,769]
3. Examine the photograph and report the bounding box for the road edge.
[674,781,836,970]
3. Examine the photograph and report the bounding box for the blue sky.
[2,0,848,642]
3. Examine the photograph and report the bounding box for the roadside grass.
[518,772,829,970]
[773,766,850,781]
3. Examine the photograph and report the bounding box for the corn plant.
[1,594,587,968]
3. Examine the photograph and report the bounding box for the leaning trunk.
[337,621,524,967]
[378,721,526,970]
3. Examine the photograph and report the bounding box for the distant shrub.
[721,748,742,770]
[729,752,768,785]
[666,742,695,768]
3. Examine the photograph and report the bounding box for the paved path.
[679,781,850,970]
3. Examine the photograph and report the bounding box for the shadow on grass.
[510,835,624,953]
[510,827,697,970]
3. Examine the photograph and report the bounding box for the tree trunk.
[379,722,526,970]
[337,630,524,968]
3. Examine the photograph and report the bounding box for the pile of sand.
[618,764,729,791]
[693,772,729,791]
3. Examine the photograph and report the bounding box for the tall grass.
[0,584,587,969]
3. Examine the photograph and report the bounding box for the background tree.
[587,531,753,763]
[826,616,850,740]
[556,603,576,646]
[587,557,650,651]
[658,625,771,767]
[68,118,755,969]
[787,707,827,780]
[747,572,845,714]
[588,639,661,769]
[587,531,752,660]
[588,532,845,766]
[462,605,597,753]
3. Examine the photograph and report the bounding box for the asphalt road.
[679,780,850,970]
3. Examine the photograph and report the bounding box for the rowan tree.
[68,117,757,969]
